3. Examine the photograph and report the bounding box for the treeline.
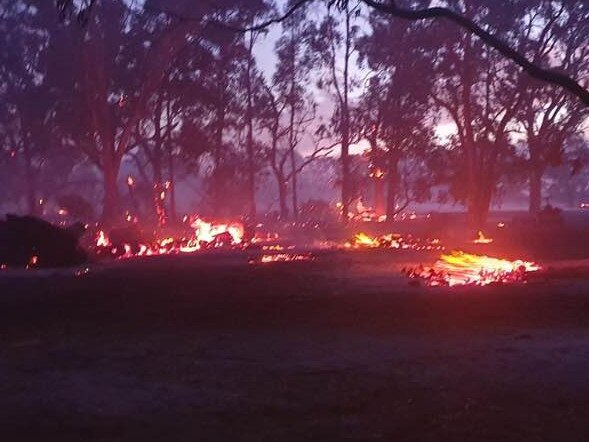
[0,0,588,227]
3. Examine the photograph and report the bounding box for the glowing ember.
[473,231,493,244]
[96,230,111,247]
[191,218,244,246]
[407,251,540,286]
[91,217,246,260]
[344,233,443,251]
[251,253,314,264]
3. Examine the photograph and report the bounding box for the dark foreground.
[2,250,589,441]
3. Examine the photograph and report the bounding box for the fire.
[252,253,314,264]
[407,250,540,286]
[473,231,493,244]
[348,232,380,248]
[91,217,246,260]
[191,218,244,246]
[96,230,111,247]
[344,233,443,251]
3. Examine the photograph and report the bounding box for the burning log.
[405,250,540,287]
[0,215,87,268]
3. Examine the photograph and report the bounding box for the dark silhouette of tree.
[314,2,361,222]
[356,14,435,220]
[512,1,589,213]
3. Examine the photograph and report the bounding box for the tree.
[272,1,319,220]
[48,0,203,224]
[315,2,361,222]
[513,1,589,213]
[356,10,435,219]
[261,78,331,219]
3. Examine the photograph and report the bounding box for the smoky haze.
[0,0,587,226]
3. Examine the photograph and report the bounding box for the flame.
[96,230,111,247]
[91,216,245,260]
[354,232,380,247]
[253,253,314,264]
[191,218,244,246]
[344,233,441,251]
[473,231,493,244]
[408,251,540,286]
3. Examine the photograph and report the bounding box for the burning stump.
[0,215,87,268]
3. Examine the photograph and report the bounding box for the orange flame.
[473,231,493,244]
[410,251,540,286]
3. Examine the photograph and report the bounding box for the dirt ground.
[2,246,589,441]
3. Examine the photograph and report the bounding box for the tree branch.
[361,0,589,106]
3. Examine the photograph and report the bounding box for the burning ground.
[3,228,589,441]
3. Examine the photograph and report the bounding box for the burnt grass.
[3,215,589,441]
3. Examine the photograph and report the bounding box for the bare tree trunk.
[245,30,257,221]
[461,33,478,228]
[153,97,167,227]
[386,153,400,221]
[278,178,289,219]
[340,7,352,224]
[529,165,543,214]
[102,157,120,225]
[289,148,298,221]
[167,141,177,223]
[21,141,38,216]
[213,95,226,216]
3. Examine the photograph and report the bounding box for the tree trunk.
[385,153,400,221]
[102,159,120,225]
[213,100,225,216]
[245,31,257,221]
[152,154,167,228]
[529,165,543,214]
[290,149,298,221]
[340,7,352,224]
[167,141,177,223]
[21,142,38,216]
[278,178,289,219]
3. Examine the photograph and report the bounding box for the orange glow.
[473,231,493,244]
[96,230,111,247]
[191,218,244,246]
[344,233,442,251]
[253,253,314,264]
[409,251,540,286]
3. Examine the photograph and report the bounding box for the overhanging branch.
[361,0,589,106]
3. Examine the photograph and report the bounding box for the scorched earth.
[1,234,589,442]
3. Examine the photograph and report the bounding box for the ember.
[91,217,245,260]
[473,231,493,244]
[344,233,443,251]
[406,251,540,286]
[251,253,315,264]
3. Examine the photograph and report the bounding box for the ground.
[2,225,589,441]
